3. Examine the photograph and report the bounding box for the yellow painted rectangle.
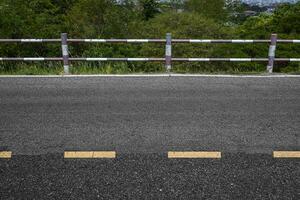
[64,151,116,159]
[168,151,221,159]
[0,151,12,158]
[273,151,300,158]
[93,151,116,158]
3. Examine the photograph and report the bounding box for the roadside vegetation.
[0,0,300,74]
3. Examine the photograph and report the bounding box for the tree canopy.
[0,0,299,73]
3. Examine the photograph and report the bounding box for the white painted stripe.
[290,58,300,62]
[21,39,43,42]
[268,45,276,57]
[127,58,149,61]
[230,58,252,61]
[189,39,201,43]
[24,58,45,61]
[64,66,69,74]
[232,40,254,43]
[166,45,172,56]
[0,58,2,61]
[189,40,211,43]
[86,58,108,61]
[293,40,300,43]
[189,58,210,61]
[62,45,68,56]
[84,39,106,42]
[127,39,149,43]
[166,65,171,71]
[1,74,300,78]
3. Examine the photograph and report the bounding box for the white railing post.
[267,34,277,73]
[61,33,70,74]
[165,33,172,72]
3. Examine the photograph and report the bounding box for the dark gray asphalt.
[0,77,299,199]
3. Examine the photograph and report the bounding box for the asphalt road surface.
[0,76,299,199]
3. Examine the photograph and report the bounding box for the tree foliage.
[139,0,160,20]
[185,0,227,21]
[0,0,299,73]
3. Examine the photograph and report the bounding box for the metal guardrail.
[0,33,300,74]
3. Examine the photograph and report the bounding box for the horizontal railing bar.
[68,39,166,43]
[173,39,269,43]
[1,58,300,62]
[173,39,300,43]
[0,58,63,61]
[174,58,269,61]
[68,39,300,43]
[0,39,299,43]
[277,39,300,43]
[173,58,299,61]
[0,39,61,42]
[70,58,165,61]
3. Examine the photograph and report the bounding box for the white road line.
[0,74,300,78]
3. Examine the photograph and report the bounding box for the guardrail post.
[165,33,172,72]
[267,34,277,73]
[61,33,70,74]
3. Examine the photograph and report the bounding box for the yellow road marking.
[64,151,116,159]
[0,151,12,158]
[273,151,300,158]
[168,151,221,159]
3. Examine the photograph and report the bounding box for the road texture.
[0,76,299,199]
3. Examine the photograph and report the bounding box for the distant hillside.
[241,0,299,6]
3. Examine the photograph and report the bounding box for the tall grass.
[0,61,299,75]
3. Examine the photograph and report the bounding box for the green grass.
[0,62,299,75]
[0,65,63,75]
